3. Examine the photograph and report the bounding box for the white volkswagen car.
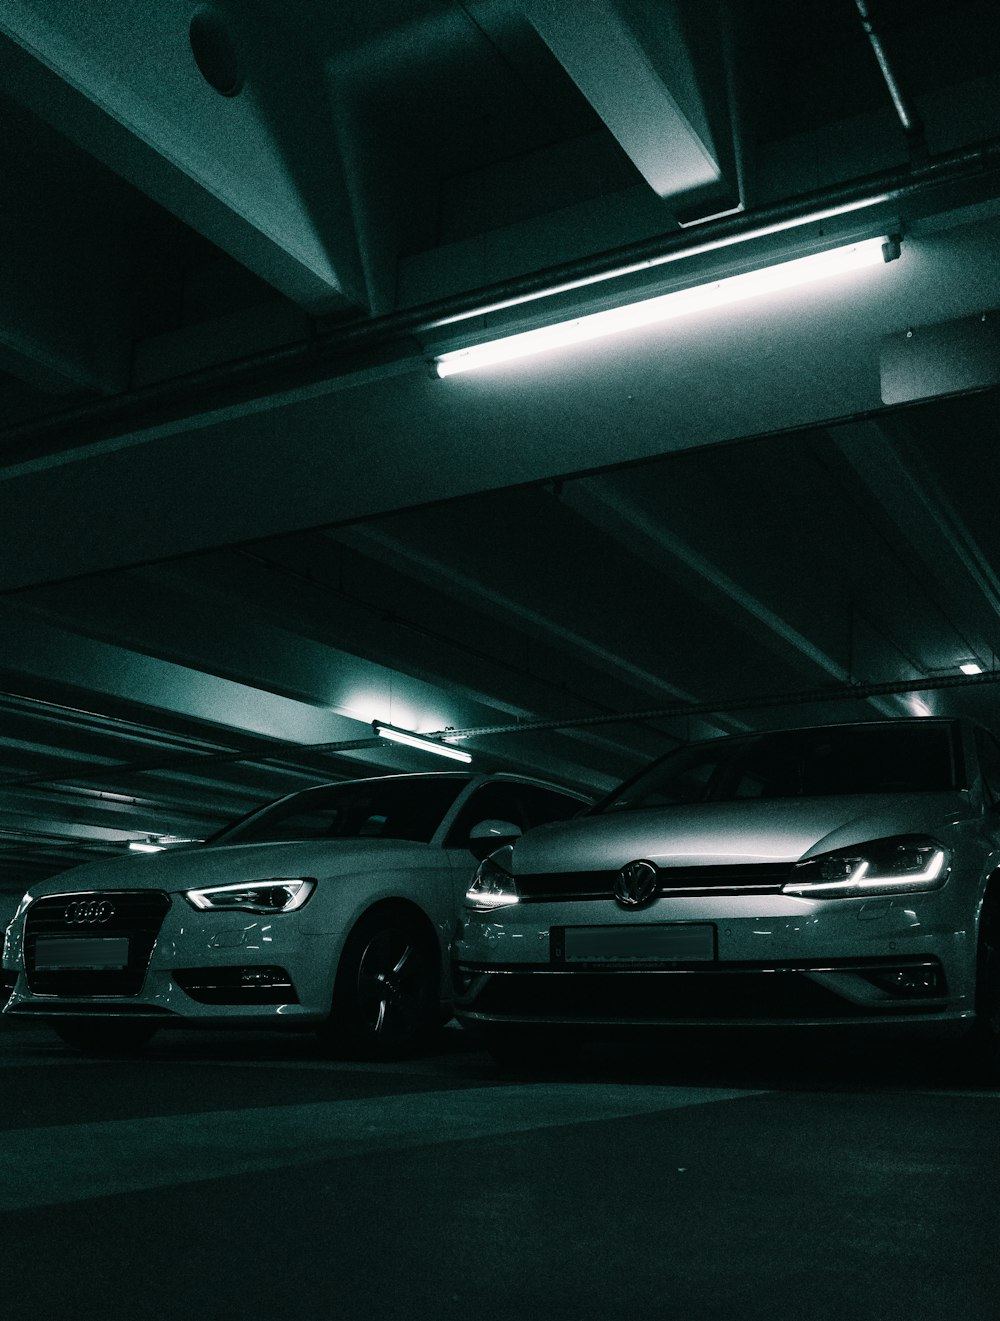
[2,771,588,1055]
[454,719,1000,1077]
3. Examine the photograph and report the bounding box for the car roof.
[261,769,591,801]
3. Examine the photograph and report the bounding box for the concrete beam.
[831,420,1000,668]
[0,3,364,313]
[561,477,902,720]
[0,100,129,394]
[0,214,997,592]
[6,559,628,789]
[0,603,376,756]
[520,0,737,215]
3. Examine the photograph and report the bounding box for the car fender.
[305,868,453,1001]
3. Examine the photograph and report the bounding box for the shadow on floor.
[4,1011,991,1094]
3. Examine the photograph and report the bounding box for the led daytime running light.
[185,878,315,913]
[783,842,947,898]
[465,849,520,910]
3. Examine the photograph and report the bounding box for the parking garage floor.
[0,1019,996,1321]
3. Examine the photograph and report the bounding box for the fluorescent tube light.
[429,196,892,329]
[373,720,472,763]
[959,662,983,675]
[129,835,199,852]
[435,237,891,378]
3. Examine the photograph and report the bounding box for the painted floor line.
[0,1082,760,1212]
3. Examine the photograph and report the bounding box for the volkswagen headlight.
[465,847,520,910]
[783,836,949,899]
[184,878,316,914]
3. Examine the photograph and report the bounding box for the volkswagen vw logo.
[64,898,116,926]
[614,860,659,909]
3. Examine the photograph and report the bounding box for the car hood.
[24,837,438,898]
[510,792,974,873]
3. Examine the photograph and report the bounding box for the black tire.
[52,1019,159,1056]
[320,911,439,1059]
[974,894,1000,1082]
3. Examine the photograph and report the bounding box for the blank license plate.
[33,937,130,970]
[557,924,716,964]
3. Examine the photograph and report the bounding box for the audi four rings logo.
[64,898,116,926]
[614,860,659,908]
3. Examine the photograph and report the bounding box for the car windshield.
[210,776,471,845]
[599,723,961,813]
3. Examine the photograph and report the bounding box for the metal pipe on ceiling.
[3,132,1000,456]
[853,0,925,148]
[431,668,1000,741]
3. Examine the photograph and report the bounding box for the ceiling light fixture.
[128,834,200,852]
[959,661,983,675]
[372,720,472,763]
[429,196,892,330]
[434,236,894,377]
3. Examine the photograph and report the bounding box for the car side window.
[516,784,588,829]
[975,729,1000,804]
[445,783,583,848]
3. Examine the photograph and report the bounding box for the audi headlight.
[465,847,520,911]
[783,836,949,899]
[9,891,34,924]
[183,878,316,914]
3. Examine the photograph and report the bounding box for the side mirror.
[467,818,522,861]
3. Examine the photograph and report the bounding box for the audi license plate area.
[32,937,130,970]
[556,923,716,964]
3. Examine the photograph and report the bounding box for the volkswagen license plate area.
[32,937,130,970]
[552,923,716,964]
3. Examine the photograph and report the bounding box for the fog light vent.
[863,964,944,997]
[173,966,297,1005]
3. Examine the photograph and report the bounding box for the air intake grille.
[24,891,170,997]
[470,970,865,1021]
[516,863,796,902]
[173,966,298,1005]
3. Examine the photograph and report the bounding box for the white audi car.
[2,771,588,1055]
[454,719,1000,1077]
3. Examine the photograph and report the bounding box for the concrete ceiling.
[3,0,1000,893]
